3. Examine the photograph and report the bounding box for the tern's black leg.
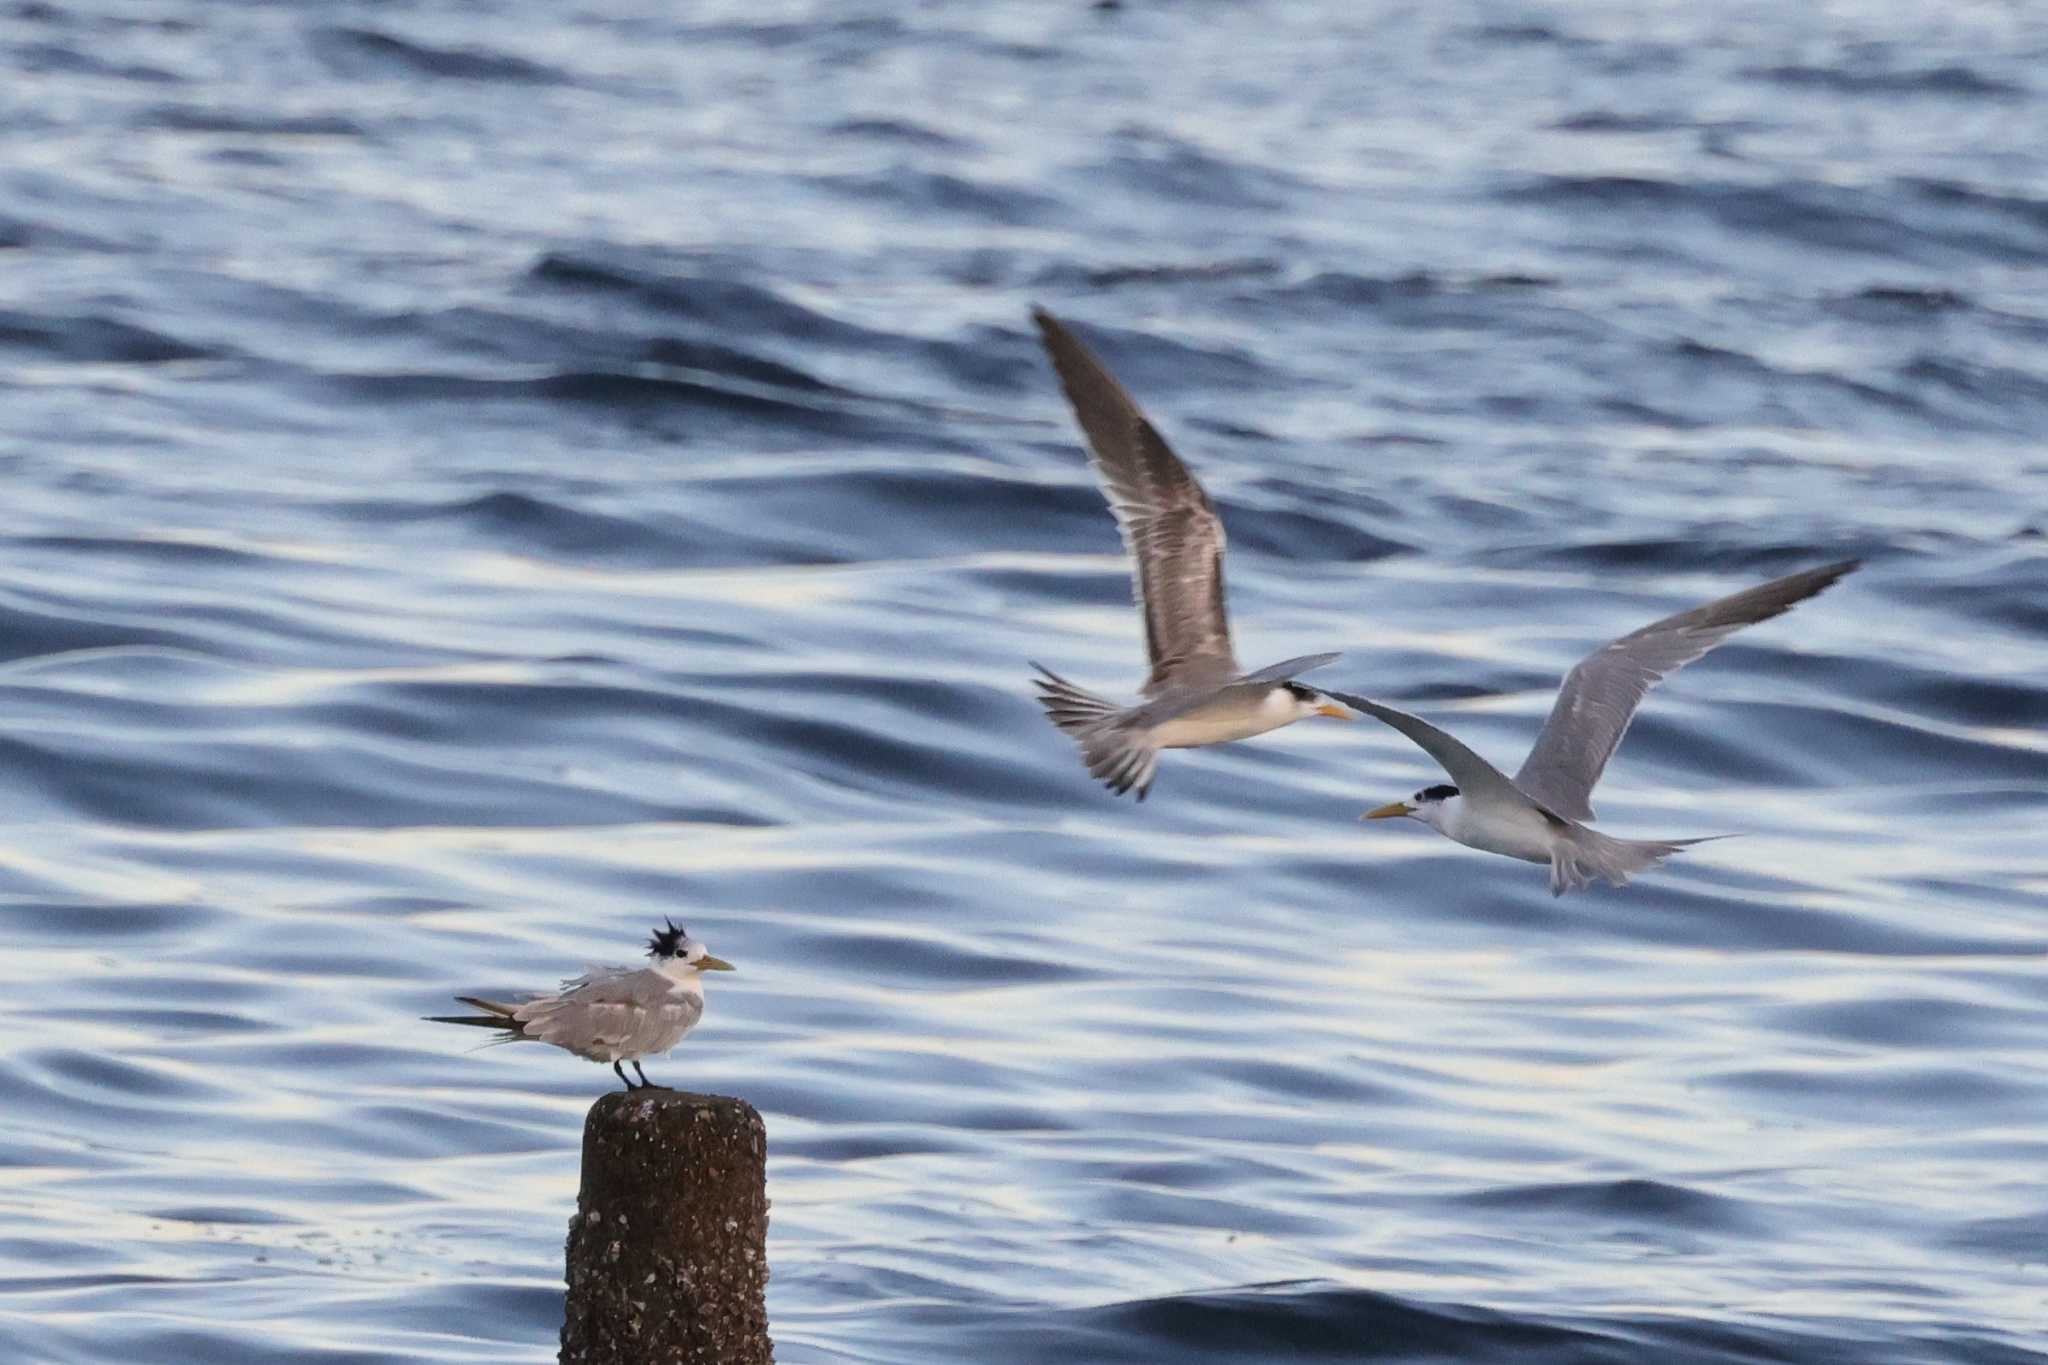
[632,1061,669,1090]
[613,1060,639,1090]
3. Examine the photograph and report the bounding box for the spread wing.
[513,966,702,1060]
[1236,652,1341,686]
[1513,559,1859,821]
[1329,690,1564,821]
[1033,306,1238,694]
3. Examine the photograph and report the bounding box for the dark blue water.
[3,2,2046,1361]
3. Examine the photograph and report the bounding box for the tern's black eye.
[1419,784,1459,802]
[1283,682,1315,702]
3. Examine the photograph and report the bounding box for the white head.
[1280,681,1359,723]
[1363,783,1460,831]
[647,919,736,975]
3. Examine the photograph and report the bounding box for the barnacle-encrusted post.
[560,1090,772,1364]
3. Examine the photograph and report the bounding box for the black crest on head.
[1283,682,1317,701]
[1420,784,1459,802]
[648,919,689,959]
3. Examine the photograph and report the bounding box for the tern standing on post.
[1028,306,1357,800]
[428,920,735,1090]
[1350,560,1859,895]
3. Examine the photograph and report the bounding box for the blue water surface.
[1,2,2046,1361]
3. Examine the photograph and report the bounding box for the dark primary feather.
[424,996,531,1038]
[1032,306,1239,694]
[1513,559,1860,821]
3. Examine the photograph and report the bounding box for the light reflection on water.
[5,0,2048,1362]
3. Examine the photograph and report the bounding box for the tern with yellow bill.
[1028,306,1357,800]
[427,920,735,1090]
[1351,559,1859,895]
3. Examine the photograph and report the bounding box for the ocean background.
[3,1,2046,1361]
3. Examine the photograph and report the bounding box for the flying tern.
[1350,559,1859,895]
[1028,305,1356,799]
[427,920,735,1089]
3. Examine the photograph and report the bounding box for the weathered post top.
[561,1090,772,1365]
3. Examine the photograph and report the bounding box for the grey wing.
[623,989,704,1057]
[550,965,620,994]
[1236,652,1342,686]
[514,968,700,1061]
[1513,559,1860,821]
[1328,690,1564,821]
[1033,307,1239,694]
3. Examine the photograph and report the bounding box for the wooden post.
[560,1090,772,1364]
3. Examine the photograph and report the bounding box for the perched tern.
[1349,559,1859,895]
[427,920,734,1090]
[1028,305,1356,799]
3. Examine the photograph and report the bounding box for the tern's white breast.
[1442,796,1559,864]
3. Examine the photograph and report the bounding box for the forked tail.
[424,996,530,1044]
[1030,664,1120,734]
[1029,663,1159,800]
[1549,829,1729,897]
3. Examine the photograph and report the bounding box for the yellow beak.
[695,955,737,972]
[1316,702,1356,720]
[1362,801,1414,820]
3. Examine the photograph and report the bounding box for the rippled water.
[3,2,2047,1361]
